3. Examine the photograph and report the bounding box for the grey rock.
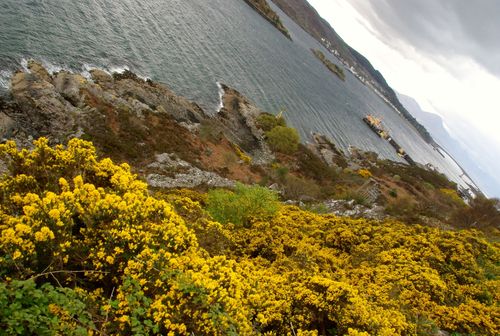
[52,71,87,107]
[0,112,15,138]
[111,72,207,124]
[146,153,235,189]
[27,60,52,82]
[323,199,386,220]
[435,331,450,336]
[215,84,274,165]
[89,69,114,89]
[10,71,76,140]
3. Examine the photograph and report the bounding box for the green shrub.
[0,280,94,335]
[265,126,300,154]
[256,113,286,132]
[206,183,280,227]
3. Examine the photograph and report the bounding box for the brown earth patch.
[81,88,201,166]
[199,137,262,184]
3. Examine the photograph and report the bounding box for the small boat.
[362,115,415,165]
[363,115,389,139]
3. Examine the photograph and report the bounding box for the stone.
[27,60,52,82]
[0,112,15,139]
[215,84,274,165]
[52,71,88,107]
[89,69,114,89]
[10,70,75,140]
[323,199,386,220]
[146,153,235,189]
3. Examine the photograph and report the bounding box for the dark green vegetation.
[312,49,346,81]
[256,112,286,131]
[242,0,291,39]
[265,125,300,154]
[258,112,299,155]
[0,280,93,335]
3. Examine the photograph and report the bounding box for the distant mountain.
[396,94,450,144]
[270,0,434,144]
[397,93,499,197]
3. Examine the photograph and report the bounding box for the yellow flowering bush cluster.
[232,144,252,164]
[0,138,255,334]
[357,169,372,179]
[0,138,498,335]
[439,188,465,207]
[214,207,499,335]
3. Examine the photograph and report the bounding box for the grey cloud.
[352,0,500,77]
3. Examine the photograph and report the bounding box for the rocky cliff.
[0,61,272,189]
[0,61,481,229]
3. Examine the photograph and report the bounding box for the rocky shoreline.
[0,61,472,224]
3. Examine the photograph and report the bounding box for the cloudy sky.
[306,0,500,197]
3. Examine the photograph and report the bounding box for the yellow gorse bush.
[357,169,372,179]
[0,138,255,335]
[0,138,498,335]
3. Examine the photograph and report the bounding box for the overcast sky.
[306,0,500,197]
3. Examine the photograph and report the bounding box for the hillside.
[0,62,498,335]
[270,0,434,144]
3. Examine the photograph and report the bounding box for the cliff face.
[0,61,273,188]
[270,0,434,144]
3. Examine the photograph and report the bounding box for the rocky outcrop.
[146,153,235,189]
[10,68,77,141]
[27,60,52,83]
[307,132,347,169]
[0,61,278,189]
[3,61,209,144]
[215,84,274,165]
[52,71,88,107]
[323,199,386,220]
[109,70,207,124]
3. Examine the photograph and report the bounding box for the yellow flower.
[48,304,60,314]
[48,209,61,220]
[117,315,129,323]
[12,250,22,260]
[34,226,55,242]
[15,224,31,235]
[59,177,69,190]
